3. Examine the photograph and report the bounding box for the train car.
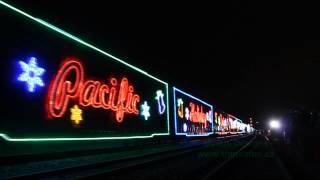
[0,1,170,156]
[214,111,253,135]
[173,87,214,137]
[229,115,250,134]
[214,110,230,135]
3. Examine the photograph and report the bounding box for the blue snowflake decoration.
[18,57,45,92]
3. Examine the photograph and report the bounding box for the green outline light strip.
[0,133,170,142]
[0,0,170,141]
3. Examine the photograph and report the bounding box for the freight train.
[0,1,254,157]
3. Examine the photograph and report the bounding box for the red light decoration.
[220,114,224,127]
[189,102,207,128]
[214,112,218,124]
[47,58,140,123]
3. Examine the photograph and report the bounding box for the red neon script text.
[47,58,140,123]
[189,102,207,128]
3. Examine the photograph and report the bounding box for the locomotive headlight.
[269,119,281,129]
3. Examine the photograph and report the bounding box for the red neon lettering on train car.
[47,58,140,123]
[189,102,207,128]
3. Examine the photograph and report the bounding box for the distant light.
[269,120,281,129]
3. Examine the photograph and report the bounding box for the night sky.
[5,0,320,128]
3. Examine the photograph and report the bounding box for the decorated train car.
[173,87,214,136]
[214,110,230,134]
[0,1,173,157]
[214,110,252,135]
[0,1,170,143]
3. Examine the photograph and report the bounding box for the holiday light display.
[0,1,169,141]
[17,57,45,92]
[155,90,166,114]
[70,105,83,126]
[47,59,140,123]
[0,0,254,144]
[141,101,151,120]
[173,87,214,136]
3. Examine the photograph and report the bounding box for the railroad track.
[201,136,256,180]
[200,135,292,180]
[0,134,251,179]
